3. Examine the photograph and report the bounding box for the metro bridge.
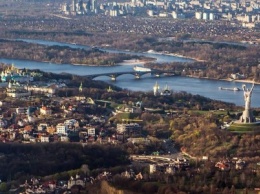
[85,70,180,81]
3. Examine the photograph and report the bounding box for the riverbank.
[72,58,156,67]
[187,75,260,85]
[171,53,205,62]
[230,79,260,85]
[117,58,156,66]
[145,50,197,62]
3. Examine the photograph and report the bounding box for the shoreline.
[117,59,154,66]
[145,50,196,61]
[145,50,202,62]
[117,59,146,65]
[73,58,155,67]
[170,53,205,62]
[186,75,260,85]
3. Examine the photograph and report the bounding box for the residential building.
[40,136,49,143]
[56,123,68,135]
[60,135,69,142]
[116,123,141,134]
[149,164,157,174]
[6,82,31,98]
[38,123,48,131]
[16,107,27,114]
[87,128,96,136]
[40,106,52,116]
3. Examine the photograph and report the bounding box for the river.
[0,39,259,107]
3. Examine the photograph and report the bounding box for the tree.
[0,183,8,192]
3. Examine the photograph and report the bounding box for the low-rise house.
[230,73,245,80]
[40,135,49,143]
[16,107,28,114]
[64,119,79,127]
[37,123,48,131]
[60,135,69,142]
[47,126,56,134]
[215,160,231,171]
[121,170,134,179]
[9,132,16,141]
[23,125,33,133]
[75,96,86,101]
[67,175,85,190]
[30,137,36,143]
[17,120,25,127]
[135,172,143,180]
[87,128,96,136]
[235,159,246,170]
[165,165,176,174]
[23,133,31,141]
[40,106,52,116]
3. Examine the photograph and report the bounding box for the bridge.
[84,70,180,81]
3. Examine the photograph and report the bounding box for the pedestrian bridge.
[84,70,180,81]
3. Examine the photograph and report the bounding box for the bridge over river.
[85,69,180,81]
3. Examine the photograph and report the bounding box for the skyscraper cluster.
[61,0,97,15]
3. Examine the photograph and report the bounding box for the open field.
[229,122,260,134]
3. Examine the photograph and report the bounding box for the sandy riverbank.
[117,59,155,66]
[170,53,205,62]
[187,75,260,85]
[220,78,260,85]
[118,59,145,65]
[229,79,260,85]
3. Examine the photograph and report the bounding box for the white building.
[27,86,55,95]
[38,123,48,131]
[116,123,140,134]
[40,106,52,116]
[165,166,174,174]
[172,11,185,19]
[159,12,168,17]
[40,136,49,143]
[147,10,154,17]
[6,82,31,98]
[209,13,215,20]
[195,12,202,20]
[64,119,78,127]
[60,135,69,142]
[109,9,118,16]
[149,164,157,174]
[68,175,85,189]
[203,12,209,20]
[16,107,27,114]
[87,128,96,136]
[56,123,68,135]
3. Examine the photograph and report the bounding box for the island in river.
[0,39,154,66]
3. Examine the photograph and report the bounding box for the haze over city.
[0,0,259,193]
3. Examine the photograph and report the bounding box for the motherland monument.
[240,82,256,123]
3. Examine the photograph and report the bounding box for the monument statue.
[242,82,254,110]
[240,82,255,123]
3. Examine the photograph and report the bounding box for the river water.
[0,39,259,107]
